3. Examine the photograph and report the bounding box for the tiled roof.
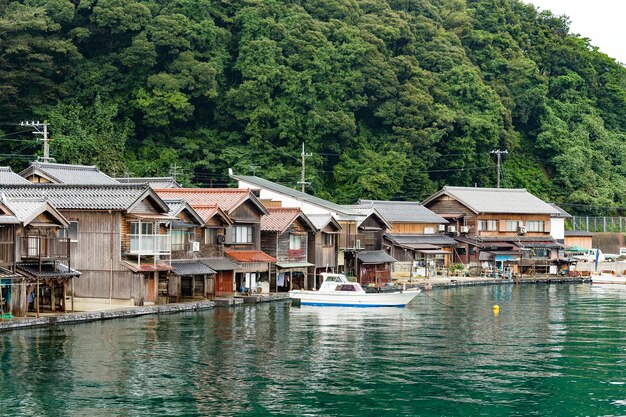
[163,199,204,225]
[171,260,216,276]
[0,184,155,210]
[120,261,172,272]
[0,167,30,185]
[190,204,232,226]
[3,198,54,225]
[116,177,181,189]
[549,203,572,218]
[20,162,119,185]
[306,214,342,231]
[422,186,560,215]
[339,206,392,230]
[564,230,593,237]
[201,257,240,271]
[356,250,397,264]
[357,200,448,224]
[225,249,277,263]
[231,174,358,215]
[17,262,80,278]
[155,188,268,215]
[386,233,458,247]
[261,207,314,233]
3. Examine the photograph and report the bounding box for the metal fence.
[567,217,626,233]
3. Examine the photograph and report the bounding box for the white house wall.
[237,180,334,215]
[551,218,565,241]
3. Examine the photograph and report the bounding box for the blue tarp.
[495,255,516,261]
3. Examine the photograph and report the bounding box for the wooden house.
[0,196,79,316]
[260,207,315,291]
[355,200,455,278]
[422,187,563,276]
[231,174,397,285]
[0,183,177,309]
[154,188,275,294]
[305,214,341,287]
[564,230,593,250]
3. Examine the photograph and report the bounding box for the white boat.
[289,273,420,307]
[590,270,626,286]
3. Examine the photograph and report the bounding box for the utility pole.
[20,120,53,163]
[490,149,508,188]
[298,142,312,192]
[170,163,178,181]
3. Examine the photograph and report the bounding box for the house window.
[322,233,334,247]
[526,221,545,232]
[232,226,253,243]
[506,220,522,232]
[60,221,79,242]
[205,228,217,245]
[130,222,153,235]
[171,230,186,251]
[289,234,301,250]
[424,227,435,234]
[479,220,497,231]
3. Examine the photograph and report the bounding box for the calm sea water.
[2,284,626,416]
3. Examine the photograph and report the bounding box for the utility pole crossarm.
[298,142,313,192]
[20,120,53,163]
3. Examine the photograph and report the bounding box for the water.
[2,284,626,416]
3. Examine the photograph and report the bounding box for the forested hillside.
[1,0,625,213]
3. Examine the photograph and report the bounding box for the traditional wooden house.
[0,196,79,316]
[422,187,563,276]
[231,174,397,285]
[0,167,31,185]
[0,183,176,309]
[260,207,316,291]
[564,230,593,250]
[20,162,119,185]
[154,188,275,294]
[355,200,455,278]
[306,214,341,287]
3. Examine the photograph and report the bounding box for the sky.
[524,0,626,64]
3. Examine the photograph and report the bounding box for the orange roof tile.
[225,250,277,263]
[261,207,302,232]
[155,188,249,211]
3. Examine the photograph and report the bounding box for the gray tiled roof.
[356,250,397,264]
[171,260,216,276]
[231,174,357,215]
[0,167,30,185]
[17,262,80,278]
[116,177,181,189]
[549,203,572,218]
[356,200,448,224]
[423,186,560,215]
[564,230,593,237]
[306,214,342,231]
[200,257,240,271]
[386,233,458,246]
[20,162,119,185]
[0,184,152,210]
[3,198,48,223]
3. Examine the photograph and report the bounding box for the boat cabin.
[319,273,365,293]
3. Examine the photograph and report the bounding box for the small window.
[322,233,334,247]
[171,230,186,251]
[232,226,253,243]
[130,222,153,235]
[526,221,544,232]
[479,220,498,231]
[506,220,521,232]
[424,227,435,234]
[205,228,217,245]
[289,234,301,250]
[60,221,79,242]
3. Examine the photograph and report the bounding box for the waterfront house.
[230,174,397,285]
[20,162,119,185]
[355,200,455,278]
[549,203,572,244]
[260,207,316,291]
[564,230,593,251]
[0,183,176,309]
[154,188,275,293]
[422,186,563,276]
[305,214,341,287]
[0,195,79,316]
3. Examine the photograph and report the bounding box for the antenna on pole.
[298,142,313,192]
[20,120,54,163]
[490,149,508,188]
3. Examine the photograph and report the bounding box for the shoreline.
[0,278,590,332]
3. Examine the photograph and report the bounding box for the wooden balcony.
[20,236,70,261]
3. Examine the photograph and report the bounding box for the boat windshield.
[336,284,357,291]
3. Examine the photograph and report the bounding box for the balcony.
[129,234,171,255]
[20,236,70,261]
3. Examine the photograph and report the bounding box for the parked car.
[574,248,605,263]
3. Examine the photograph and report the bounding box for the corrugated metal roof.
[0,184,152,210]
[116,177,181,189]
[0,167,30,185]
[423,186,560,215]
[356,200,448,224]
[225,249,277,263]
[200,257,240,271]
[20,162,119,185]
[171,260,216,276]
[231,175,358,215]
[356,250,397,264]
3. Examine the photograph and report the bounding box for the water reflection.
[2,285,626,416]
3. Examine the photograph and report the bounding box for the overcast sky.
[523,0,626,64]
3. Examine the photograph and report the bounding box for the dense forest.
[1,0,626,213]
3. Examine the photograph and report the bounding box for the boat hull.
[591,275,626,286]
[289,289,420,307]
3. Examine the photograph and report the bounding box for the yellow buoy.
[493,304,500,312]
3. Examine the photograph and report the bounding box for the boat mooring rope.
[421,290,455,308]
